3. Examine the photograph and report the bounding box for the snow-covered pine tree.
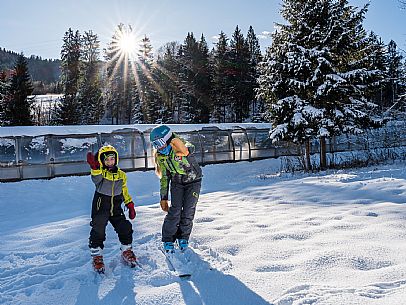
[137,34,160,123]
[57,28,82,125]
[0,71,9,125]
[77,30,104,124]
[5,54,34,126]
[175,32,200,123]
[400,56,406,111]
[104,25,122,124]
[104,24,138,124]
[384,40,405,112]
[155,41,182,123]
[211,31,233,122]
[195,34,211,123]
[130,80,143,124]
[363,32,388,113]
[229,25,251,122]
[257,0,383,163]
[246,25,264,122]
[175,32,211,123]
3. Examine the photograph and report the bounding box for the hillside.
[0,47,61,83]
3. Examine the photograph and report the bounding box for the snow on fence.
[0,122,405,181]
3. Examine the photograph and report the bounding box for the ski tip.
[179,274,192,278]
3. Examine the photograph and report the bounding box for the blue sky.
[0,0,405,59]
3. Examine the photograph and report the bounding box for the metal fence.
[1,122,405,182]
[0,125,302,181]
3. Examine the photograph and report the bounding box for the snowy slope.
[1,159,406,305]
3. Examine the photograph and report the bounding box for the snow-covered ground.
[1,159,406,305]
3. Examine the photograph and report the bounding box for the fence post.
[15,136,23,180]
[47,135,55,179]
[320,136,327,170]
[243,128,251,161]
[305,138,311,171]
[140,132,148,170]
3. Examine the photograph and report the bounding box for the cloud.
[211,35,220,41]
[257,31,272,40]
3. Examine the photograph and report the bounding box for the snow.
[1,159,406,304]
[59,137,97,152]
[28,136,46,150]
[0,138,15,147]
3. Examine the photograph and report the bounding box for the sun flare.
[118,31,137,56]
[109,24,140,61]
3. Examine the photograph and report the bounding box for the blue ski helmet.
[150,125,172,149]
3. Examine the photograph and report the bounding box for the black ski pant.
[162,180,201,243]
[89,192,133,249]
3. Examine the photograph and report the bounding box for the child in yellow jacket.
[86,145,136,273]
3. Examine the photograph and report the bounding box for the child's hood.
[97,145,119,166]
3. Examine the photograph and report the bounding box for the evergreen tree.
[57,28,82,125]
[155,41,183,123]
[77,30,104,124]
[5,54,34,126]
[104,24,139,124]
[229,25,251,122]
[363,32,388,111]
[195,34,212,122]
[129,79,143,123]
[399,59,406,110]
[104,24,125,124]
[247,26,262,66]
[384,40,404,111]
[0,71,9,125]
[211,31,233,122]
[246,26,264,122]
[257,0,382,146]
[137,34,160,123]
[177,32,200,123]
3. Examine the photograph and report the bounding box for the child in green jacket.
[150,125,202,253]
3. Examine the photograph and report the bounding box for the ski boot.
[91,247,105,273]
[163,241,175,253]
[92,255,105,273]
[121,244,137,268]
[177,239,189,251]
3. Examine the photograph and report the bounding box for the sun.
[118,31,137,56]
[110,25,139,60]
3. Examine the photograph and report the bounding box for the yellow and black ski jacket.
[90,145,132,208]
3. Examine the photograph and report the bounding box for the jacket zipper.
[110,173,115,216]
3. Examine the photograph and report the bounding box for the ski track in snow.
[1,160,406,304]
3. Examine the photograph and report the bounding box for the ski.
[122,258,142,269]
[94,267,105,274]
[160,247,192,278]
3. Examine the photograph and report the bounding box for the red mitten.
[126,202,136,220]
[86,152,100,170]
